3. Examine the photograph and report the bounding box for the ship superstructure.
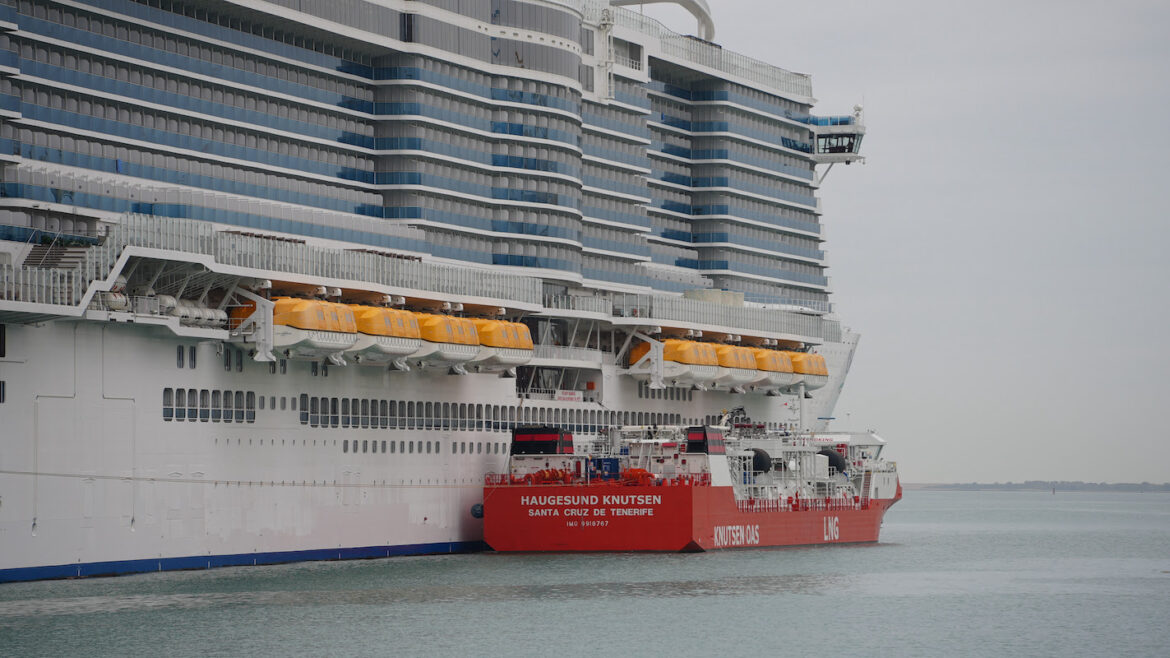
[0,0,871,581]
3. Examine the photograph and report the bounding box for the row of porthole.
[341,439,508,456]
[210,436,507,456]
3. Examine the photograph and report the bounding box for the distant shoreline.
[905,482,1170,492]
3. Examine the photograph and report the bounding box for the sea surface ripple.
[1,490,1168,657]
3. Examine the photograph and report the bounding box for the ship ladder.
[860,470,872,509]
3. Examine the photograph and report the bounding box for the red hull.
[483,483,899,552]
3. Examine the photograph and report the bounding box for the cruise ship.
[0,0,870,581]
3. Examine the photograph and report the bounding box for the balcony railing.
[612,293,839,340]
[543,294,613,315]
[532,345,613,365]
[3,214,840,343]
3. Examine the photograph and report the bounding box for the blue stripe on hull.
[0,541,489,583]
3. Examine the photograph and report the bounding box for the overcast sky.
[638,0,1170,483]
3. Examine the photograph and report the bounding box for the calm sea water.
[1,490,1168,657]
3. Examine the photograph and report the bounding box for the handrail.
[35,230,62,268]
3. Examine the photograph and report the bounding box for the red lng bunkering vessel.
[484,415,901,552]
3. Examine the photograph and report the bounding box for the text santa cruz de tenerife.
[520,494,661,519]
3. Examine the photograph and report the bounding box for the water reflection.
[0,570,852,620]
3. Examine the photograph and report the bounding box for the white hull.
[0,320,856,580]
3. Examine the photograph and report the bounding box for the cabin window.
[174,388,186,420]
[363,440,368,453]
[381,440,387,453]
[321,364,328,377]
[186,388,197,421]
[200,390,210,421]
[341,398,350,427]
[390,440,397,454]
[361,399,370,428]
[258,395,266,410]
[408,441,414,454]
[162,387,173,420]
[309,396,319,426]
[343,440,349,453]
[235,350,243,372]
[379,400,388,429]
[176,345,184,368]
[211,390,221,421]
[224,348,232,371]
[279,359,287,374]
[245,392,255,422]
[269,361,277,374]
[424,401,433,430]
[441,402,450,431]
[406,401,415,430]
[189,346,197,369]
[329,397,339,427]
[311,362,318,376]
[235,391,245,422]
[222,390,233,423]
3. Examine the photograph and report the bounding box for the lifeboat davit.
[409,313,480,366]
[345,305,422,366]
[468,319,534,369]
[628,339,719,388]
[271,298,358,359]
[713,345,758,389]
[749,348,799,392]
[787,352,829,391]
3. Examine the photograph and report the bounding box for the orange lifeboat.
[627,339,719,388]
[713,344,758,389]
[748,348,799,393]
[344,305,422,366]
[409,313,481,366]
[786,352,829,391]
[468,319,534,370]
[269,298,358,360]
